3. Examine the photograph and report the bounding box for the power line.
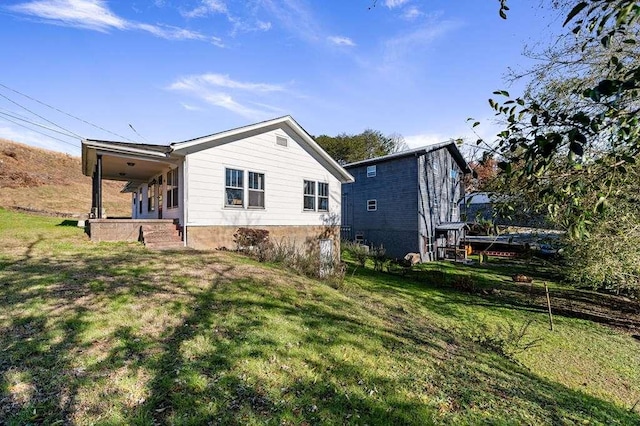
[0,82,137,143]
[128,123,151,144]
[0,110,79,139]
[0,91,83,139]
[0,115,81,148]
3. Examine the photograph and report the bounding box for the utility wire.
[0,110,79,139]
[128,123,150,144]
[0,91,83,139]
[0,115,81,148]
[0,82,137,143]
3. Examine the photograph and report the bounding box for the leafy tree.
[315,129,407,164]
[464,152,498,193]
[483,0,640,295]
[484,0,640,238]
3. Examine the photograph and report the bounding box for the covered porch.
[435,222,468,261]
[82,140,184,246]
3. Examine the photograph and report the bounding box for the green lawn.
[0,208,638,425]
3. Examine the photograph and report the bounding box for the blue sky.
[0,0,562,156]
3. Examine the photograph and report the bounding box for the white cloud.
[258,0,321,42]
[170,73,284,93]
[401,6,422,20]
[327,35,355,47]
[182,0,227,19]
[405,133,447,149]
[384,0,409,9]
[8,0,126,32]
[256,20,272,31]
[134,23,224,46]
[381,17,461,73]
[168,73,287,119]
[7,0,223,45]
[180,103,203,111]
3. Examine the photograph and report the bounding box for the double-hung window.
[303,180,329,211]
[367,165,377,177]
[318,182,329,211]
[303,180,316,211]
[248,172,265,208]
[166,169,179,209]
[147,183,155,212]
[225,168,265,209]
[225,168,244,207]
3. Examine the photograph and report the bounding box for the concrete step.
[141,223,183,250]
[143,231,182,243]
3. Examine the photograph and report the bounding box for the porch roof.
[82,139,178,184]
[435,222,468,232]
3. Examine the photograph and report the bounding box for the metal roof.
[344,141,470,173]
[83,139,172,154]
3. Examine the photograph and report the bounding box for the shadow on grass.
[57,220,79,227]
[0,236,638,424]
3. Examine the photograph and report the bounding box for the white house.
[81,116,354,253]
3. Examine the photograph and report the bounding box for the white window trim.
[367,199,377,211]
[224,167,266,210]
[303,179,316,211]
[248,171,265,209]
[318,182,329,212]
[166,168,179,210]
[225,167,245,208]
[367,165,377,178]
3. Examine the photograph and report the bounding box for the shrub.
[462,320,541,362]
[342,240,368,267]
[370,244,388,272]
[233,228,272,261]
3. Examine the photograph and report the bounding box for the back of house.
[82,116,354,257]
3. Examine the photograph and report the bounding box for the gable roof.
[82,116,354,184]
[344,141,470,173]
[170,115,353,183]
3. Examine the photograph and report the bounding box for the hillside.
[0,139,130,217]
[0,208,638,424]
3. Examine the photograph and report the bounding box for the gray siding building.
[342,142,470,261]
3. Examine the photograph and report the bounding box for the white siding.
[128,164,184,223]
[186,128,342,227]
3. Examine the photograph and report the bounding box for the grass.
[0,207,639,425]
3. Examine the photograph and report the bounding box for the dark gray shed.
[342,142,470,261]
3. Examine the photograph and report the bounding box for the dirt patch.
[0,139,130,216]
[493,281,640,334]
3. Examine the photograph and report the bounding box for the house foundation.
[87,219,177,242]
[187,225,339,256]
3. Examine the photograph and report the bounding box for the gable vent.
[276,136,288,147]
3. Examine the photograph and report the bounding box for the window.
[303,180,315,211]
[367,165,377,178]
[138,189,143,214]
[248,172,265,208]
[276,135,288,147]
[167,168,179,209]
[318,182,329,211]
[147,183,155,212]
[367,199,377,211]
[225,168,244,207]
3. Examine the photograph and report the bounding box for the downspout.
[182,156,188,247]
